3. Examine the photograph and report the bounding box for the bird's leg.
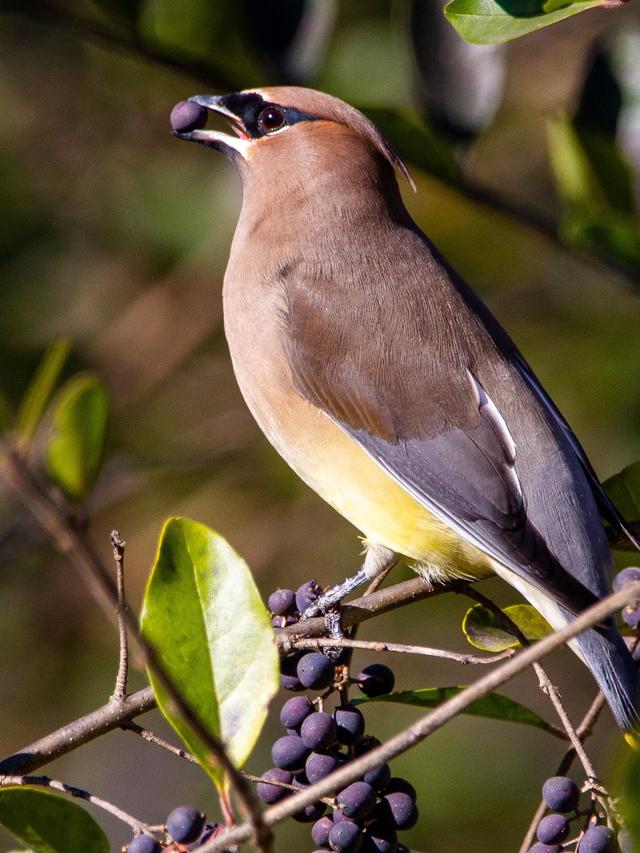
[302,544,397,628]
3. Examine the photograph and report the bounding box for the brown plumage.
[172,86,639,732]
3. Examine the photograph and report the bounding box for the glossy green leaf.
[618,746,640,849]
[140,517,279,789]
[45,375,108,501]
[16,338,70,447]
[355,687,560,735]
[444,0,606,46]
[360,108,461,187]
[462,604,553,652]
[603,462,640,522]
[0,787,109,853]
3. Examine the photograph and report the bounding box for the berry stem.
[110,529,129,702]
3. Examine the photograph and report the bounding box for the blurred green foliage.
[1,1,640,851]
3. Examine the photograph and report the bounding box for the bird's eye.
[258,107,285,134]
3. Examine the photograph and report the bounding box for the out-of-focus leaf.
[361,107,461,187]
[45,375,108,501]
[547,117,606,215]
[443,0,606,46]
[0,788,109,853]
[603,462,640,522]
[16,339,70,448]
[89,0,143,29]
[0,389,12,432]
[355,687,559,735]
[618,746,640,848]
[462,604,553,652]
[140,518,279,789]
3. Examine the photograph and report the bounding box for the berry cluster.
[526,776,618,853]
[127,806,223,852]
[263,581,418,851]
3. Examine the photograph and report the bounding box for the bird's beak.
[174,95,250,157]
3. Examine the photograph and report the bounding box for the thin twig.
[460,585,599,782]
[0,774,152,834]
[517,692,608,853]
[110,529,129,701]
[122,722,198,764]
[0,447,273,853]
[289,635,516,665]
[197,581,640,852]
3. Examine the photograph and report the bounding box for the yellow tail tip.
[624,732,640,751]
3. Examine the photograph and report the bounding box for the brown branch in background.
[517,692,608,853]
[2,2,640,291]
[110,529,129,702]
[0,447,273,853]
[198,582,640,852]
[0,774,152,835]
[289,635,516,665]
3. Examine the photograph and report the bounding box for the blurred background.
[1,1,640,850]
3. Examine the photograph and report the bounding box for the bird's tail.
[565,608,639,734]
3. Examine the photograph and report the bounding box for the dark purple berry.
[357,664,395,697]
[353,735,381,756]
[292,773,326,823]
[271,734,309,772]
[269,588,296,615]
[541,776,580,812]
[527,846,562,853]
[578,825,616,853]
[334,704,365,745]
[363,763,391,791]
[128,836,161,853]
[280,696,313,730]
[301,712,337,750]
[170,100,208,133]
[312,816,335,847]
[188,823,222,850]
[618,828,634,853]
[336,782,376,821]
[613,567,640,592]
[536,814,570,845]
[296,579,323,613]
[362,821,398,853]
[256,767,292,804]
[306,750,341,784]
[280,651,305,691]
[379,792,419,830]
[328,820,363,853]
[385,778,417,801]
[166,806,205,844]
[297,653,334,690]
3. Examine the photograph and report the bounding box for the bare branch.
[122,722,198,764]
[110,529,129,702]
[0,774,152,834]
[288,635,516,665]
[197,581,640,852]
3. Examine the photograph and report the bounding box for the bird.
[170,87,639,734]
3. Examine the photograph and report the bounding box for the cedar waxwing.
[170,87,639,733]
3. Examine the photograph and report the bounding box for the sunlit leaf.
[140,518,279,789]
[45,375,108,502]
[618,746,640,849]
[603,462,640,522]
[0,788,109,853]
[16,338,70,448]
[355,687,560,735]
[444,0,607,46]
[462,604,553,652]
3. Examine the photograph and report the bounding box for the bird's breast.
[222,270,491,577]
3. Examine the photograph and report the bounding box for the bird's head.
[170,87,413,193]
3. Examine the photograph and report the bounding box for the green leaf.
[45,375,108,502]
[16,338,70,448]
[140,518,279,789]
[0,787,109,853]
[444,0,606,46]
[360,108,461,187]
[0,388,13,432]
[462,604,553,652]
[354,687,560,735]
[603,462,640,522]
